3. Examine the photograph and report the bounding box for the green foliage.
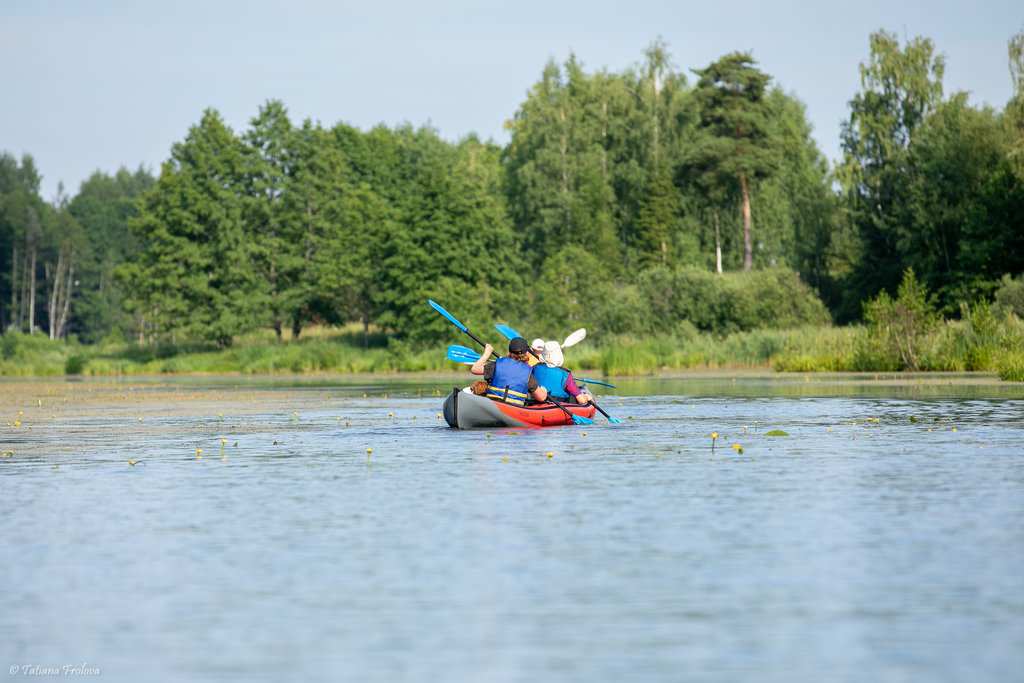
[122,109,258,347]
[773,326,862,372]
[589,283,654,337]
[836,31,946,321]
[5,34,1024,387]
[861,268,940,371]
[634,265,830,336]
[685,52,780,197]
[68,166,153,342]
[994,274,1024,318]
[530,244,603,333]
[633,167,682,268]
[597,344,658,376]
[504,57,622,271]
[898,95,1006,312]
[993,311,1024,381]
[995,351,1024,382]
[0,330,77,376]
[960,160,1024,292]
[754,91,838,299]
[683,51,782,271]
[374,147,524,343]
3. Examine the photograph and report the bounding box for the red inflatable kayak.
[442,388,596,428]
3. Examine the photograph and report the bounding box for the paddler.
[470,336,548,405]
[532,341,592,404]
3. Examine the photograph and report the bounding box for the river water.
[2,374,1023,682]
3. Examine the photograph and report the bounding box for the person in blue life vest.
[470,336,548,406]
[532,340,593,404]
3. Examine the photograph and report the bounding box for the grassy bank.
[580,312,1024,381]
[0,325,449,377]
[3,315,1024,381]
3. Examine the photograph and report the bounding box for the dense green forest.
[2,30,1024,377]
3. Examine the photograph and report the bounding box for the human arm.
[470,344,493,376]
[565,373,591,403]
[527,373,547,402]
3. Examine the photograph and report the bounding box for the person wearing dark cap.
[470,336,548,405]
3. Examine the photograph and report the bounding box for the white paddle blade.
[562,328,586,348]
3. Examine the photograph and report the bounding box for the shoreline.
[1,370,1014,417]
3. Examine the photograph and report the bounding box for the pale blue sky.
[3,0,1021,201]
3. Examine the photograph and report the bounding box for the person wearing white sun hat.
[533,340,592,404]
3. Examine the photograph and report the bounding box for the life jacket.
[486,357,534,405]
[532,364,571,400]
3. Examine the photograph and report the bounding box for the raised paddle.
[562,328,586,348]
[429,300,498,360]
[432,302,591,425]
[446,345,617,388]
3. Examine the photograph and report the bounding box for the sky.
[3,0,1021,201]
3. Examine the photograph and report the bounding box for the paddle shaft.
[578,377,616,389]
[582,395,621,423]
[464,329,499,360]
[589,400,615,421]
[430,300,499,360]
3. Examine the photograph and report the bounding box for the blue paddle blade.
[429,300,468,332]
[571,413,595,425]
[449,344,479,359]
[494,324,521,340]
[446,345,481,363]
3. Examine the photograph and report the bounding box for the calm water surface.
[2,374,1023,682]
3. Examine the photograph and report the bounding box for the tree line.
[2,29,1023,351]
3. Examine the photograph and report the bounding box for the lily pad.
[764,429,789,436]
